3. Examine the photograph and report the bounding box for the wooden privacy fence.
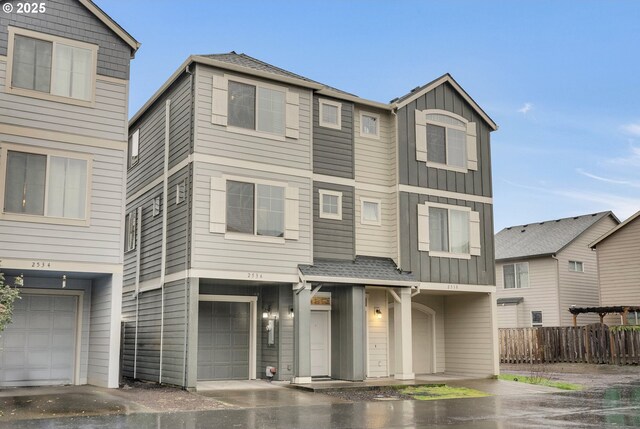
[500,325,640,365]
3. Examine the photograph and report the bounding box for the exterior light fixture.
[289,306,294,318]
[375,307,382,320]
[62,275,67,288]
[263,305,271,319]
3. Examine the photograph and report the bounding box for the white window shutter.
[285,186,300,240]
[285,90,300,139]
[211,75,228,126]
[417,203,430,251]
[466,122,478,171]
[209,177,226,233]
[415,110,427,162]
[469,210,481,256]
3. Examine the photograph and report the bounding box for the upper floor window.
[415,109,478,172]
[228,81,284,135]
[503,262,529,289]
[417,202,481,259]
[319,189,342,220]
[125,209,138,252]
[7,27,97,104]
[2,145,91,225]
[360,112,380,139]
[226,180,284,238]
[361,198,381,225]
[568,260,584,272]
[318,99,342,130]
[128,130,140,168]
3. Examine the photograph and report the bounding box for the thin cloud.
[576,168,640,188]
[606,144,640,167]
[622,123,640,137]
[517,103,533,114]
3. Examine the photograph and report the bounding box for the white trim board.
[0,258,123,274]
[418,282,496,293]
[399,184,493,205]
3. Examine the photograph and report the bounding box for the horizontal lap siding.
[0,0,131,80]
[313,182,354,260]
[0,137,124,264]
[399,192,494,285]
[354,108,395,187]
[412,294,446,373]
[134,289,162,381]
[557,216,618,326]
[192,162,312,276]
[355,189,396,261]
[313,96,353,178]
[166,166,191,275]
[194,65,312,170]
[0,60,128,141]
[367,289,388,377]
[161,280,188,386]
[444,293,494,376]
[496,258,559,327]
[88,275,113,386]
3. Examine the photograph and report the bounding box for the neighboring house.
[122,52,498,389]
[495,211,619,328]
[589,210,640,325]
[0,0,138,387]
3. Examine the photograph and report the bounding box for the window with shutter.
[417,202,481,259]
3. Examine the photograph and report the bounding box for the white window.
[360,112,380,139]
[503,263,529,289]
[361,198,381,225]
[7,27,97,103]
[152,195,161,217]
[125,210,137,252]
[319,99,342,129]
[417,202,481,258]
[2,146,90,224]
[128,129,139,168]
[176,180,187,204]
[569,260,584,272]
[226,180,285,238]
[415,109,478,172]
[531,311,543,327]
[319,190,342,220]
[228,81,285,135]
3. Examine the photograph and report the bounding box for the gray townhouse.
[122,52,498,389]
[0,0,138,387]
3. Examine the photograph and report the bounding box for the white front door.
[310,310,330,376]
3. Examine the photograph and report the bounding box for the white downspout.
[159,99,171,383]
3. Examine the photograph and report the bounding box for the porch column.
[394,287,414,380]
[293,283,311,384]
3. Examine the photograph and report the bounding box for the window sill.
[429,250,471,260]
[5,85,95,108]
[502,286,530,290]
[225,232,285,244]
[226,125,286,142]
[359,132,380,140]
[425,161,468,174]
[0,212,90,227]
[361,219,381,226]
[319,212,342,220]
[319,122,341,130]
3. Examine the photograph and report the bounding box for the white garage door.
[0,294,78,387]
[389,307,433,375]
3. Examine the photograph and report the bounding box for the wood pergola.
[568,306,640,326]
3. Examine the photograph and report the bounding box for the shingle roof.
[495,211,615,261]
[497,297,524,305]
[299,256,416,283]
[201,52,355,96]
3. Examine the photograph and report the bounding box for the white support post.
[394,287,414,380]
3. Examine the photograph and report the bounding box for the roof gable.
[495,211,617,261]
[79,0,139,54]
[590,209,640,248]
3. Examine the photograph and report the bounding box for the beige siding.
[413,294,445,373]
[443,293,496,377]
[354,189,397,261]
[497,305,518,328]
[0,136,125,264]
[0,59,128,142]
[191,161,312,277]
[557,216,618,325]
[598,216,640,312]
[366,289,389,378]
[495,258,559,327]
[194,64,312,170]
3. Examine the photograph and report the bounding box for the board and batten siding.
[399,192,494,285]
[397,81,493,198]
[0,60,128,142]
[329,285,366,381]
[496,258,559,327]
[313,96,354,178]
[313,182,354,260]
[0,136,124,264]
[128,74,192,197]
[597,216,640,319]
[194,64,312,170]
[191,162,312,276]
[556,215,618,326]
[0,0,131,80]
[443,293,495,376]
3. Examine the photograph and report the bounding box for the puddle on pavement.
[0,393,125,419]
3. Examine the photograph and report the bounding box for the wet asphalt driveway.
[1,383,640,428]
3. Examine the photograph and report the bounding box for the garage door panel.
[3,332,25,347]
[29,296,52,311]
[28,313,52,329]
[28,332,50,347]
[9,312,27,328]
[215,317,231,331]
[53,313,75,330]
[54,297,76,311]
[215,333,231,346]
[27,351,50,366]
[52,333,75,347]
[4,351,25,367]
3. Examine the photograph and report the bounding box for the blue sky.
[100,1,640,231]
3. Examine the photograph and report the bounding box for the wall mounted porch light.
[289,306,294,319]
[375,307,382,320]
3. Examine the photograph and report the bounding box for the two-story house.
[589,210,640,325]
[122,53,498,389]
[495,211,619,328]
[0,0,138,388]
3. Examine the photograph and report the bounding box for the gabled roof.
[298,256,417,286]
[391,73,498,131]
[495,211,618,262]
[79,0,139,54]
[590,209,640,248]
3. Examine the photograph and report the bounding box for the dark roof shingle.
[299,256,415,283]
